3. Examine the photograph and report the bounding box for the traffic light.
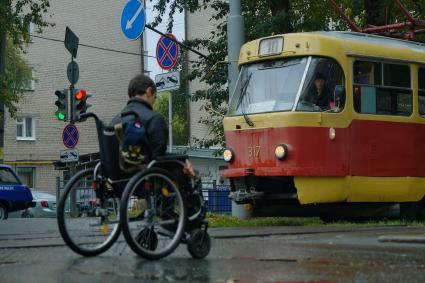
[72,89,92,122]
[54,89,68,121]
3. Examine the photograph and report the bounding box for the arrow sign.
[121,0,146,41]
[126,2,144,30]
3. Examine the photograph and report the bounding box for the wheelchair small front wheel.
[57,168,121,256]
[187,229,211,259]
[120,168,186,260]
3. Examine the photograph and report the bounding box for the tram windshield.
[228,56,345,115]
[228,57,308,115]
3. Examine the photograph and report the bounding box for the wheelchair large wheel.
[120,168,186,260]
[57,168,121,256]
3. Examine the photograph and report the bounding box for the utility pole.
[0,0,7,163]
[227,0,245,102]
[227,1,250,219]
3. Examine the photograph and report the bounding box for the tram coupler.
[229,190,264,204]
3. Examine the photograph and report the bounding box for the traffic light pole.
[69,55,75,124]
[168,92,173,153]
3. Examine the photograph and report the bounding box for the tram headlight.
[275,144,288,160]
[223,148,234,163]
[329,127,336,140]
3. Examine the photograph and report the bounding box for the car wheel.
[22,210,34,218]
[0,203,8,220]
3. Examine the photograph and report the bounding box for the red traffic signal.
[74,89,86,101]
[71,88,92,122]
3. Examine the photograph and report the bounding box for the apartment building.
[4,0,143,192]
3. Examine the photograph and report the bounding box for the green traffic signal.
[54,89,68,121]
[55,111,66,121]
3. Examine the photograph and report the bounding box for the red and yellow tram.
[223,31,425,219]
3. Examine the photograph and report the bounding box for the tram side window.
[418,67,425,116]
[353,60,412,116]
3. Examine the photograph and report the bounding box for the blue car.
[0,165,34,220]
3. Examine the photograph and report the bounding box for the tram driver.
[302,73,332,111]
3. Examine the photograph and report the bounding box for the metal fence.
[57,177,232,215]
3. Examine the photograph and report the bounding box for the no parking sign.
[156,33,179,70]
[62,124,79,149]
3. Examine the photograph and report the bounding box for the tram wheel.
[400,202,425,221]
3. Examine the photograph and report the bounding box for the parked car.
[0,165,34,220]
[21,191,57,218]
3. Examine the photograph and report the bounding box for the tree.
[153,90,189,146]
[148,0,425,150]
[0,0,51,117]
[3,38,33,118]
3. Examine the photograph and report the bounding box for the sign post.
[156,34,180,153]
[64,27,80,124]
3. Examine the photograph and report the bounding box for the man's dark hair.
[128,74,157,98]
[315,73,326,81]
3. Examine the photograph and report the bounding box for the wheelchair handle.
[78,112,99,122]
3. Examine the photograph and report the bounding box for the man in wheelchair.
[57,74,210,260]
[110,73,195,177]
[110,74,209,259]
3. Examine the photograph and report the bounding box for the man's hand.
[182,159,195,177]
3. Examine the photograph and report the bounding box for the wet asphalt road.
[0,219,424,283]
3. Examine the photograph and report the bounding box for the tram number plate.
[248,146,261,158]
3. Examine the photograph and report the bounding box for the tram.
[223,31,425,219]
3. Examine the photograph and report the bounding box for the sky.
[144,1,185,80]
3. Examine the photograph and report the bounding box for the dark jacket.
[110,98,167,160]
[305,87,331,109]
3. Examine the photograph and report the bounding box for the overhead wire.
[31,34,206,64]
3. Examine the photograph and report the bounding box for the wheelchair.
[57,112,211,260]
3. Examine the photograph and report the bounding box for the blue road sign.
[156,33,179,70]
[121,0,146,41]
[62,124,79,149]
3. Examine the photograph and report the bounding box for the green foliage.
[153,91,189,145]
[2,38,33,118]
[207,213,425,227]
[0,0,51,47]
[207,213,323,227]
[150,0,425,148]
[0,0,52,117]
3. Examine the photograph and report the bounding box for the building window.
[16,116,36,141]
[28,22,34,42]
[20,19,33,42]
[17,167,35,188]
[25,67,35,91]
[353,60,412,116]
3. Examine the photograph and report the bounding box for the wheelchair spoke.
[121,168,186,260]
